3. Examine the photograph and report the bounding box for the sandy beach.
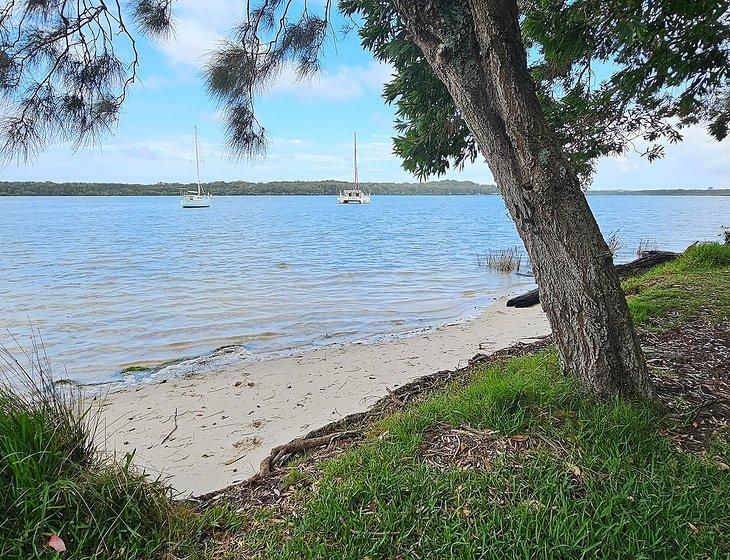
[96,299,549,496]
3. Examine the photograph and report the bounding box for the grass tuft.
[606,229,621,256]
[477,247,522,273]
[636,238,658,256]
[0,339,229,560]
[669,242,730,270]
[624,243,730,326]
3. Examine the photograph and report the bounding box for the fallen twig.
[161,408,178,445]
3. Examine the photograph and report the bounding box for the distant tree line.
[587,189,730,196]
[0,180,500,196]
[1,181,727,197]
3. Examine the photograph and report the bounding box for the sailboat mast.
[353,132,358,189]
[194,125,202,196]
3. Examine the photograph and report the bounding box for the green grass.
[0,350,231,560]
[230,245,730,559]
[624,243,730,326]
[235,352,729,559]
[119,364,149,373]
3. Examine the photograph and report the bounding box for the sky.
[1,0,728,189]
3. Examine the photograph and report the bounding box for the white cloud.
[121,146,160,161]
[200,109,224,123]
[170,0,243,33]
[3,130,491,184]
[148,0,242,68]
[156,17,222,69]
[354,62,395,89]
[150,1,393,102]
[268,62,394,101]
[12,123,723,188]
[271,138,311,147]
[594,125,730,188]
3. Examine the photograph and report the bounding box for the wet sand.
[96,299,549,496]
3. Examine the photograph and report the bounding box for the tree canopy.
[0,0,171,161]
[1,0,728,183]
[340,0,729,182]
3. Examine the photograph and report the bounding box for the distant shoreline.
[1,180,728,197]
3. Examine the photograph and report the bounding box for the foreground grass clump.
[624,243,730,325]
[0,352,229,559]
[236,351,729,559]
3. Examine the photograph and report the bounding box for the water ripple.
[0,194,727,384]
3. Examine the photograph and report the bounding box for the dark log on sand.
[506,288,541,309]
[506,250,679,308]
[614,250,680,278]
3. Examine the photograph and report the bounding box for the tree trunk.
[395,0,653,398]
[506,250,681,308]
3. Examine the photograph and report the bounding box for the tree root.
[258,430,362,476]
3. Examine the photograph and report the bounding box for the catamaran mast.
[353,132,358,189]
[194,125,202,196]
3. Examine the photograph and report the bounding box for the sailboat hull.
[181,195,212,208]
[180,126,212,208]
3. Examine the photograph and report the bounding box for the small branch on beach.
[258,431,361,476]
[161,408,178,445]
[386,386,404,406]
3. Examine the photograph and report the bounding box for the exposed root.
[194,337,552,509]
[258,430,362,477]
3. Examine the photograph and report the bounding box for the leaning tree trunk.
[395,0,653,398]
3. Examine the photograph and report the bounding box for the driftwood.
[506,250,679,308]
[614,250,679,279]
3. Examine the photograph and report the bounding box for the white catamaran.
[338,132,371,204]
[181,126,212,208]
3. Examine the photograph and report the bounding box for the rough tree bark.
[394,0,653,398]
[506,251,680,308]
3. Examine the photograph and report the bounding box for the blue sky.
[2,0,728,189]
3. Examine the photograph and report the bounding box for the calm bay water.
[1,195,727,384]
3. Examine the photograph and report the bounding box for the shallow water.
[1,194,727,384]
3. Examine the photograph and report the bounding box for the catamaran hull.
[338,194,371,204]
[338,133,371,204]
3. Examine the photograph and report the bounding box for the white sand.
[96,299,549,496]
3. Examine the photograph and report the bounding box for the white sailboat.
[338,132,371,204]
[181,126,212,208]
